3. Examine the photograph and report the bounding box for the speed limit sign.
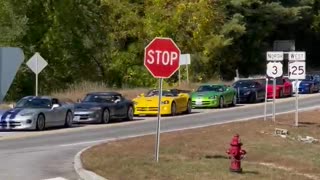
[266,62,283,78]
[289,61,306,79]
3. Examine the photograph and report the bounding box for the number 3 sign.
[266,62,283,78]
[289,61,306,79]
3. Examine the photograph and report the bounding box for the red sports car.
[266,77,292,98]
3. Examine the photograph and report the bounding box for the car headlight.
[161,100,170,104]
[90,107,102,110]
[208,95,217,99]
[20,112,34,116]
[244,91,251,95]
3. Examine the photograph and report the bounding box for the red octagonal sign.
[144,37,181,78]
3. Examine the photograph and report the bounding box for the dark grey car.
[73,92,134,124]
[232,80,265,103]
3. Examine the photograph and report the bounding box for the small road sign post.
[179,54,191,85]
[288,51,306,127]
[144,37,181,162]
[26,52,48,96]
[266,51,284,122]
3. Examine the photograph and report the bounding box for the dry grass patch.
[81,109,320,180]
[51,80,232,102]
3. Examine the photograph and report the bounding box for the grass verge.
[81,109,320,180]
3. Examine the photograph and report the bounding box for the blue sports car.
[297,75,320,94]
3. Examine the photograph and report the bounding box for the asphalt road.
[0,94,320,180]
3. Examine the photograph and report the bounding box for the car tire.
[288,88,292,97]
[125,106,134,121]
[231,95,237,106]
[101,109,110,124]
[250,93,257,103]
[184,100,192,114]
[64,111,73,128]
[279,89,284,98]
[219,97,224,108]
[171,102,177,116]
[36,114,46,131]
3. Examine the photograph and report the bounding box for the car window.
[267,78,284,85]
[52,98,60,105]
[146,90,176,97]
[197,85,225,92]
[16,98,52,109]
[233,81,255,88]
[83,94,115,103]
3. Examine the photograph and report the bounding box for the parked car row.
[1,74,319,131]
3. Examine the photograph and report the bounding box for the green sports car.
[191,84,237,108]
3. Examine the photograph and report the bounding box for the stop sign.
[144,37,181,78]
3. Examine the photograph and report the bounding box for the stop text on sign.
[146,50,178,66]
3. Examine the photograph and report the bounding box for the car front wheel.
[101,109,110,124]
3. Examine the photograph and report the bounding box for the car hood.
[0,108,42,120]
[300,81,313,86]
[74,102,106,110]
[133,96,173,107]
[267,85,282,90]
[233,87,254,93]
[191,91,220,98]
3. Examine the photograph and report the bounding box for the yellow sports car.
[133,89,192,116]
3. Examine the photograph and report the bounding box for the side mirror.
[140,93,145,97]
[52,104,60,109]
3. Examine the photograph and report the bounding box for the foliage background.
[1,0,320,100]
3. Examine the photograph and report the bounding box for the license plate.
[74,116,80,121]
[196,100,202,105]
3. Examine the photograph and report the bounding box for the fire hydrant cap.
[230,134,242,146]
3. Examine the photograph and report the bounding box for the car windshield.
[233,81,255,88]
[15,98,52,108]
[304,75,313,81]
[313,75,320,82]
[83,94,117,103]
[267,78,283,85]
[146,90,176,97]
[196,85,224,92]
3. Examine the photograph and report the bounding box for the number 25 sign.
[266,62,283,78]
[289,61,306,79]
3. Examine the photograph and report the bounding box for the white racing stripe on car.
[42,177,69,180]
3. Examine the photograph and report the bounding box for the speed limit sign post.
[288,51,306,127]
[266,51,284,122]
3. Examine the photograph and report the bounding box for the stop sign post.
[144,37,181,162]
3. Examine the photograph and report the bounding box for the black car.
[73,92,134,124]
[232,80,265,103]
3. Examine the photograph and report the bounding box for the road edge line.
[74,146,107,180]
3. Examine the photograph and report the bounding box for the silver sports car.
[0,96,74,130]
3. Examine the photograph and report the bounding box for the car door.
[50,98,65,125]
[224,86,233,103]
[254,82,265,99]
[113,95,127,117]
[283,78,292,95]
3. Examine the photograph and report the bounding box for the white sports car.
[0,96,74,130]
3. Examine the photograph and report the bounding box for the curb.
[74,145,107,180]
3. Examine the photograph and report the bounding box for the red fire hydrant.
[226,134,246,173]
